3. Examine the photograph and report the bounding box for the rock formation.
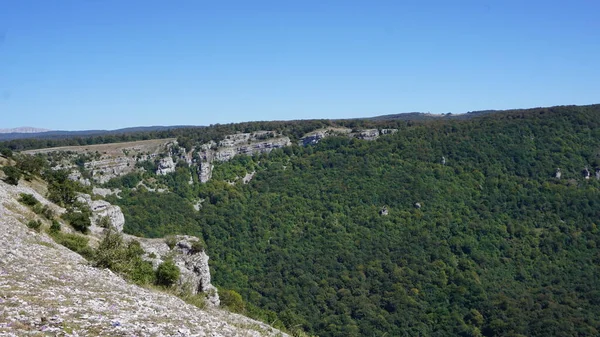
[196,132,291,183]
[379,206,389,216]
[139,236,220,306]
[583,167,591,180]
[555,168,561,179]
[156,156,176,175]
[76,193,125,232]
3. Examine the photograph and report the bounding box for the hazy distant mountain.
[0,127,51,134]
[0,125,199,141]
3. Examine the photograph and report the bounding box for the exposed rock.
[76,193,125,232]
[555,168,561,179]
[379,206,389,216]
[199,162,214,183]
[356,129,380,140]
[156,156,176,175]
[299,127,398,145]
[67,170,91,186]
[92,187,121,198]
[24,139,177,184]
[139,236,220,306]
[197,132,291,183]
[414,202,422,209]
[441,156,446,165]
[381,129,398,135]
[243,171,256,184]
[583,167,591,180]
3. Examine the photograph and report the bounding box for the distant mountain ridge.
[0,125,200,141]
[0,127,51,134]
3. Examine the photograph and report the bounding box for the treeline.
[2,114,436,152]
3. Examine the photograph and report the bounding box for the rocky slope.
[0,179,288,337]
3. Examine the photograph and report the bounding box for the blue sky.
[0,0,598,130]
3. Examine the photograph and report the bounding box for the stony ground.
[0,179,288,337]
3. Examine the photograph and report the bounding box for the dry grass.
[23,138,177,157]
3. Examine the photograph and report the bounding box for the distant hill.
[0,125,200,141]
[369,109,501,121]
[0,127,51,134]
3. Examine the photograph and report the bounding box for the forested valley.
[4,105,600,336]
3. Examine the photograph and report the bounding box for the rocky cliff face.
[197,132,291,183]
[139,236,220,306]
[156,156,176,175]
[24,139,178,185]
[76,193,126,233]
[299,127,398,145]
[0,178,288,336]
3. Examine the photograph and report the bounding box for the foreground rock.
[0,180,288,337]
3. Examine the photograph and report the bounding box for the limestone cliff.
[196,132,291,183]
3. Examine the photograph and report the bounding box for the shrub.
[93,230,155,285]
[19,193,40,207]
[0,148,13,158]
[49,231,94,259]
[155,260,180,287]
[42,205,55,219]
[62,211,91,233]
[220,289,245,313]
[98,215,111,228]
[191,240,205,254]
[165,236,178,250]
[49,220,61,232]
[2,166,22,185]
[27,219,42,231]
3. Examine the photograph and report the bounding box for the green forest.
[5,105,600,336]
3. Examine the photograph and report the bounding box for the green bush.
[62,211,91,233]
[220,289,245,313]
[26,219,42,231]
[164,235,178,249]
[49,220,61,232]
[155,260,180,287]
[19,193,40,207]
[42,205,55,219]
[191,240,204,254]
[93,230,155,285]
[49,231,94,259]
[0,148,13,158]
[97,215,111,228]
[2,166,21,185]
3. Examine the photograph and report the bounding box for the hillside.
[3,104,600,336]
[0,162,288,336]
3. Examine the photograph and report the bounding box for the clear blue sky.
[0,0,598,130]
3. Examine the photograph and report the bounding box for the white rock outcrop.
[139,236,220,306]
[156,156,176,175]
[76,193,125,232]
[197,132,291,183]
